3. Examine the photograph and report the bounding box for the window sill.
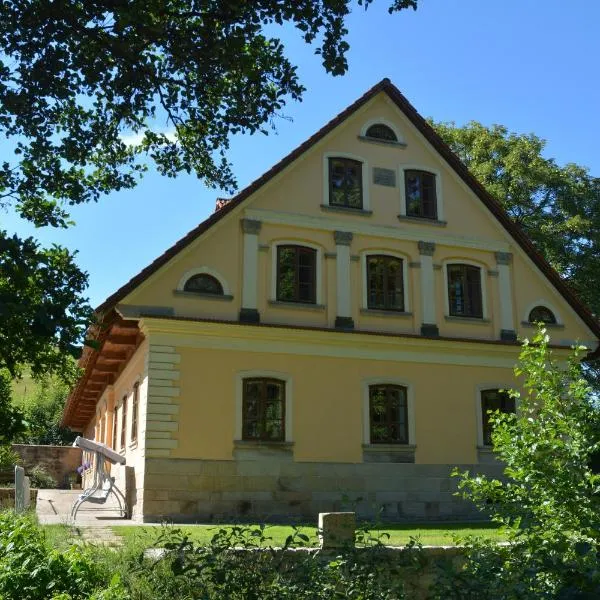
[234,440,294,449]
[520,321,564,329]
[477,445,501,464]
[362,444,416,463]
[173,290,234,301]
[320,204,372,216]
[357,135,407,148]
[233,440,294,461]
[269,300,325,311]
[360,309,413,318]
[397,215,447,227]
[445,315,490,325]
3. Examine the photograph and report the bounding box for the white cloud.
[119,129,177,146]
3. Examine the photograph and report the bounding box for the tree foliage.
[0,0,417,381]
[436,329,600,599]
[433,121,600,319]
[0,370,25,445]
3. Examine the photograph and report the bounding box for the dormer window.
[528,305,556,325]
[184,273,224,295]
[365,123,397,142]
[405,170,437,220]
[328,157,363,209]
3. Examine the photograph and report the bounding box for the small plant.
[0,446,21,472]
[29,464,57,489]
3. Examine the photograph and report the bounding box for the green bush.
[29,464,57,489]
[0,445,21,472]
[432,328,600,599]
[0,512,102,600]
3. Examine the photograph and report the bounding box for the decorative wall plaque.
[373,167,396,187]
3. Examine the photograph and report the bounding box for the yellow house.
[63,79,600,523]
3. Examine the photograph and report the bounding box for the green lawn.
[112,522,506,548]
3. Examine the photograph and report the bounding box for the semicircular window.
[184,273,224,295]
[528,305,556,324]
[365,123,397,142]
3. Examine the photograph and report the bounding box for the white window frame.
[271,240,323,305]
[323,152,370,211]
[398,165,444,221]
[362,377,416,446]
[475,383,517,447]
[177,267,231,295]
[235,370,293,443]
[360,118,404,144]
[360,250,410,312]
[523,300,562,326]
[443,259,489,320]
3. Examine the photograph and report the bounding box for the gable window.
[130,382,139,444]
[329,157,363,209]
[528,305,556,325]
[369,384,409,444]
[184,273,223,295]
[405,170,437,219]
[276,245,316,304]
[366,255,405,311]
[447,264,483,318]
[365,123,397,142]
[242,378,285,442]
[480,389,515,446]
[120,395,127,450]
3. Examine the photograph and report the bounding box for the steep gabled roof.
[95,78,600,342]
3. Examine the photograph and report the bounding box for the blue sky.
[4,0,600,308]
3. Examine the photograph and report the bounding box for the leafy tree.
[0,370,25,444]
[0,0,417,381]
[13,373,76,446]
[436,329,600,599]
[433,121,600,321]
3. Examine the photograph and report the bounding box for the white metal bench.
[70,436,127,521]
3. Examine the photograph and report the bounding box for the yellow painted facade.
[77,82,599,521]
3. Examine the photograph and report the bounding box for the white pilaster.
[240,219,261,323]
[418,241,438,336]
[495,252,516,341]
[334,231,354,329]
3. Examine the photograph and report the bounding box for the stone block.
[146,403,179,415]
[146,421,178,432]
[236,459,282,477]
[146,449,171,458]
[148,369,180,380]
[149,352,180,364]
[318,512,356,549]
[148,386,180,397]
[146,438,178,450]
[146,412,173,422]
[241,476,278,492]
[149,345,176,353]
[146,431,172,439]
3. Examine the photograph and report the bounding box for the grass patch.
[112,521,506,548]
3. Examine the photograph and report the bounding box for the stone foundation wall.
[141,456,504,523]
[12,445,82,488]
[0,488,38,509]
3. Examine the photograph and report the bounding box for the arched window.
[528,305,557,324]
[369,384,409,444]
[447,264,483,318]
[242,378,286,442]
[366,255,405,311]
[405,170,437,219]
[276,245,317,304]
[480,389,515,446]
[365,123,397,142]
[328,157,363,209]
[183,273,224,295]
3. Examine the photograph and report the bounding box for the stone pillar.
[318,512,356,549]
[240,219,262,324]
[418,241,438,336]
[334,231,354,329]
[495,251,516,341]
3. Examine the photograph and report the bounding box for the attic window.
[365,124,397,142]
[528,305,556,325]
[184,273,224,295]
